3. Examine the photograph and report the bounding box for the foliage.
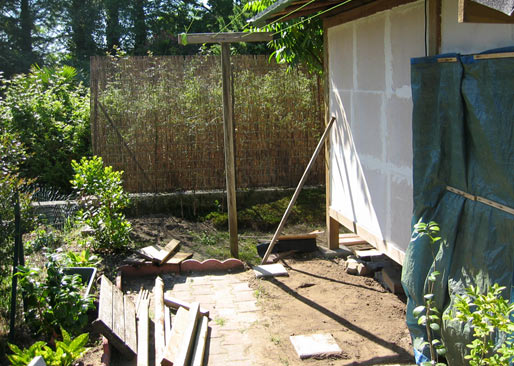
[25,226,60,254]
[411,220,447,365]
[245,0,323,74]
[61,249,101,267]
[71,156,131,252]
[447,284,514,366]
[0,65,90,192]
[7,328,89,366]
[0,126,34,324]
[16,253,95,337]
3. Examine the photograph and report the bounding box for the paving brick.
[236,300,259,312]
[231,290,255,302]
[219,329,251,346]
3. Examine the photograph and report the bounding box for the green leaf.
[413,305,426,317]
[430,322,440,331]
[424,293,434,300]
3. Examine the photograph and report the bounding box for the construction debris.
[137,239,181,265]
[164,295,210,317]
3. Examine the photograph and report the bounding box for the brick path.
[165,272,263,366]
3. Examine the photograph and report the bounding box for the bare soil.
[78,215,413,366]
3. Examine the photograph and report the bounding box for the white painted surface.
[441,0,514,54]
[328,1,424,264]
[327,0,514,264]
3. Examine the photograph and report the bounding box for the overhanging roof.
[249,0,376,27]
[249,0,514,27]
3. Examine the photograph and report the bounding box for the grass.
[214,317,226,326]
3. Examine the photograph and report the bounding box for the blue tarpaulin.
[402,48,514,365]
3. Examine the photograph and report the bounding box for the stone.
[253,263,288,278]
[290,333,343,359]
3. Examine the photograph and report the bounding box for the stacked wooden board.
[93,275,210,366]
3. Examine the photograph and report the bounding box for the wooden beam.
[261,117,336,264]
[178,32,273,45]
[323,0,416,28]
[161,307,189,366]
[190,316,209,366]
[459,0,514,23]
[427,0,441,56]
[174,302,201,366]
[137,299,149,366]
[124,295,137,356]
[164,295,210,317]
[221,42,239,258]
[154,276,166,363]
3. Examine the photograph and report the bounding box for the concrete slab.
[253,263,288,278]
[290,333,343,359]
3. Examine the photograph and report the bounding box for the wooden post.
[221,42,238,258]
[178,32,272,259]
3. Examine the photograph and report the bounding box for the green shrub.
[16,253,95,337]
[71,156,131,252]
[7,328,88,366]
[0,65,90,192]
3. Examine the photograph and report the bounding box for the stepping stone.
[290,333,342,359]
[253,263,288,278]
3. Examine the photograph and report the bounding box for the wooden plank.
[178,32,273,45]
[124,295,137,355]
[221,42,239,258]
[160,239,181,265]
[97,275,113,331]
[164,295,210,317]
[93,276,136,358]
[190,316,209,366]
[154,276,166,363]
[167,252,193,264]
[161,307,190,366]
[137,299,149,366]
[174,302,201,366]
[165,305,171,345]
[112,285,125,347]
[278,232,319,241]
[261,117,336,264]
[474,52,514,60]
[328,216,340,250]
[459,0,514,23]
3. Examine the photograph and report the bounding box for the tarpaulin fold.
[402,48,514,365]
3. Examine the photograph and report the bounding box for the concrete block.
[381,266,404,294]
[290,333,343,359]
[318,245,352,258]
[253,263,288,278]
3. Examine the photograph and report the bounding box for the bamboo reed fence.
[90,55,324,193]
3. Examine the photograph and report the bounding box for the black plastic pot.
[63,267,97,298]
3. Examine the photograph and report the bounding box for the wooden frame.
[458,0,514,23]
[329,207,405,264]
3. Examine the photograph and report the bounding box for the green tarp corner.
[402,48,514,365]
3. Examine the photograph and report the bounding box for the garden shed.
[251,0,514,364]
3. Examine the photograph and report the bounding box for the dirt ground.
[246,257,413,365]
[78,215,413,366]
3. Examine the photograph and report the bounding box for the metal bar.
[261,116,336,264]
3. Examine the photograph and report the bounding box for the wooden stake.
[261,117,336,264]
[154,277,166,363]
[174,302,201,366]
[221,42,238,258]
[164,295,210,317]
[137,299,149,366]
[190,316,209,366]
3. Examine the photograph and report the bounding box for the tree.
[245,0,323,74]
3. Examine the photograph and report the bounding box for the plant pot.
[63,267,97,298]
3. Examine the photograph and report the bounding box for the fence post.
[9,190,22,342]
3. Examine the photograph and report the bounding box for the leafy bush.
[448,284,514,366]
[16,253,95,337]
[25,226,60,254]
[0,65,90,192]
[61,249,100,267]
[71,156,131,251]
[7,328,88,366]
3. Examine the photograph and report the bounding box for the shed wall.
[327,0,514,264]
